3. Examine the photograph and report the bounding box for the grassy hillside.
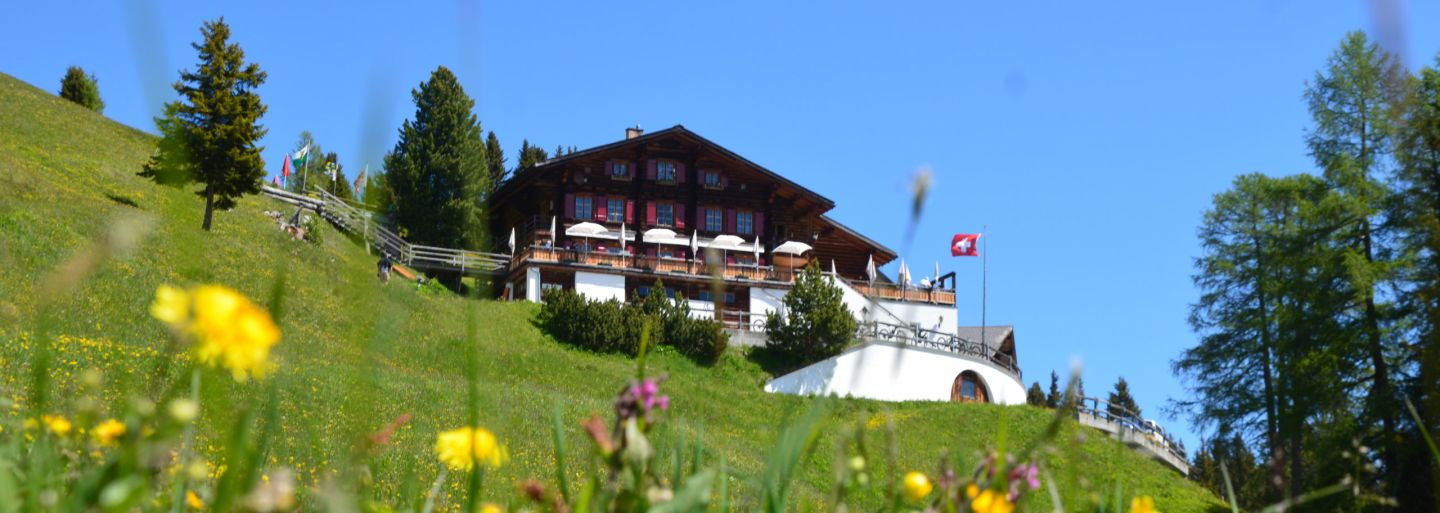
[0,72,1222,512]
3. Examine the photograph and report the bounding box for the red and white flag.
[951,233,980,257]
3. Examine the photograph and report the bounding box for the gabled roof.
[955,326,1014,349]
[493,125,835,209]
[817,214,898,263]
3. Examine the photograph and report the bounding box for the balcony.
[513,245,787,283]
[848,280,957,305]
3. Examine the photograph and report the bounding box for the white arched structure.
[764,340,1027,405]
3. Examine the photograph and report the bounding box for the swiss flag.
[951,233,980,257]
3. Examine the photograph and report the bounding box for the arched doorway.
[950,370,990,403]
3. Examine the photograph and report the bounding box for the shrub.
[765,263,856,366]
[58,66,104,113]
[539,280,726,363]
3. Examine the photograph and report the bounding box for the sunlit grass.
[0,71,1222,511]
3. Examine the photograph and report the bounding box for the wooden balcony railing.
[848,281,956,305]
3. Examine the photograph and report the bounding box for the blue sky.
[3,1,1437,452]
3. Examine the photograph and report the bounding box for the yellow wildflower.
[901,471,933,502]
[1130,496,1159,513]
[92,419,126,445]
[150,285,190,327]
[435,427,506,471]
[150,285,280,381]
[966,483,980,499]
[186,490,204,509]
[42,414,72,436]
[971,489,1015,513]
[479,504,503,513]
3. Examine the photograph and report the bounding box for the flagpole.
[981,225,988,354]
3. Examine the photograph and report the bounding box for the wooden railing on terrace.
[848,281,957,305]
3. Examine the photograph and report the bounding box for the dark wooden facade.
[490,125,899,292]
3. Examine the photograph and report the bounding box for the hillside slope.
[0,72,1221,511]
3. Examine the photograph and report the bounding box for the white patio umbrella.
[710,235,745,269]
[771,241,813,256]
[898,259,911,287]
[565,222,608,252]
[619,222,628,259]
[549,216,557,247]
[865,254,877,283]
[752,235,761,263]
[689,231,699,262]
[831,259,838,276]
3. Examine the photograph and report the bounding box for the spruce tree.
[138,102,194,186]
[515,139,549,172]
[58,66,104,113]
[1392,54,1440,508]
[170,18,268,231]
[1026,382,1046,407]
[484,131,506,197]
[1107,377,1141,418]
[384,66,488,250]
[1045,371,1060,409]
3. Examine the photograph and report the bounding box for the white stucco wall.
[764,341,1027,405]
[525,267,542,302]
[574,271,625,302]
[749,287,787,318]
[874,299,957,334]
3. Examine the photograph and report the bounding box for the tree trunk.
[1361,221,1397,487]
[1253,221,1283,502]
[202,185,215,231]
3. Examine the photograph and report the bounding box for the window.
[575,195,593,220]
[657,160,677,182]
[950,371,989,403]
[612,161,630,179]
[607,198,625,223]
[704,208,723,232]
[704,171,721,188]
[656,203,675,226]
[736,211,755,235]
[697,290,736,303]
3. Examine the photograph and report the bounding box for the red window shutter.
[646,160,657,180]
[677,162,686,183]
[625,200,635,223]
[596,196,607,221]
[720,174,728,189]
[646,202,657,225]
[755,212,764,236]
[564,193,575,219]
[725,208,737,233]
[675,204,686,229]
[605,160,613,176]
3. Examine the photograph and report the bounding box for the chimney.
[625,125,644,140]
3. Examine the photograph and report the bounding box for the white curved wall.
[764,341,1027,405]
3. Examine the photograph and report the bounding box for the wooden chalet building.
[490,126,955,322]
[489,125,1025,404]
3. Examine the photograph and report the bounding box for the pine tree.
[58,66,104,113]
[169,18,268,231]
[384,66,489,250]
[1304,31,1406,490]
[1045,371,1060,409]
[484,131,506,197]
[1107,377,1141,418]
[1026,382,1046,407]
[765,263,857,366]
[362,168,393,212]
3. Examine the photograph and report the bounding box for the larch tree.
[58,66,104,113]
[384,66,489,250]
[138,102,194,186]
[167,18,268,231]
[1303,30,1406,488]
[515,139,549,173]
[764,263,857,366]
[1045,371,1060,409]
[1026,382,1046,407]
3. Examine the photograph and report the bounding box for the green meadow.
[0,71,1221,511]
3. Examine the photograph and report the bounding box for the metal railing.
[1074,396,1187,462]
[262,185,511,275]
[854,320,1021,379]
